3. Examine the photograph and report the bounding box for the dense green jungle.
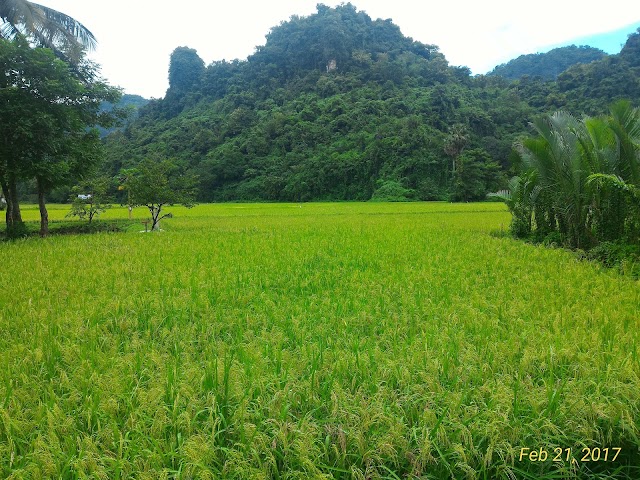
[97,4,640,204]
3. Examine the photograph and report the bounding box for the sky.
[36,0,640,99]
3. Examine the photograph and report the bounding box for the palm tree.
[488,172,540,238]
[607,100,640,187]
[516,111,595,247]
[0,0,96,62]
[496,102,640,247]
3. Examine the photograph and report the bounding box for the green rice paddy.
[0,202,638,479]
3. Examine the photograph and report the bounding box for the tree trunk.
[4,174,24,237]
[150,204,161,231]
[37,178,49,237]
[9,183,22,223]
[1,177,10,225]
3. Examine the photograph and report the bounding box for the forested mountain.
[119,93,149,111]
[98,94,149,136]
[102,5,640,202]
[552,33,640,115]
[488,45,606,80]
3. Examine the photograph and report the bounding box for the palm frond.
[1,0,95,64]
[33,2,96,51]
[607,102,640,186]
[0,0,44,39]
[487,189,511,202]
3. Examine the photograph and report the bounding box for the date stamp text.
[519,447,621,465]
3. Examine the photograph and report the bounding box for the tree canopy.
[124,158,197,231]
[0,37,121,236]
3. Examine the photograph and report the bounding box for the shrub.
[370,179,416,202]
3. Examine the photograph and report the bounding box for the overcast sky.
[36,1,640,99]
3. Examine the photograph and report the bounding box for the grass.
[0,202,638,479]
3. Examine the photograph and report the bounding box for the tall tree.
[444,124,469,176]
[0,37,121,236]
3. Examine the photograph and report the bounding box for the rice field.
[0,202,639,479]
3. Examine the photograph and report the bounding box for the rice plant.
[0,202,638,479]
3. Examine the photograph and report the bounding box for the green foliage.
[489,45,607,80]
[370,179,416,201]
[66,177,112,223]
[98,94,149,137]
[168,46,205,94]
[488,172,539,238]
[586,241,640,276]
[556,32,640,114]
[103,4,537,203]
[102,8,640,205]
[164,46,205,117]
[619,27,640,67]
[451,148,504,201]
[0,37,121,235]
[495,101,640,254]
[3,219,29,239]
[124,158,197,231]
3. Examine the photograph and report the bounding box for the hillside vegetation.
[488,45,607,80]
[102,4,640,203]
[98,94,149,137]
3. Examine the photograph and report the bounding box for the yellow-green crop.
[0,202,638,479]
